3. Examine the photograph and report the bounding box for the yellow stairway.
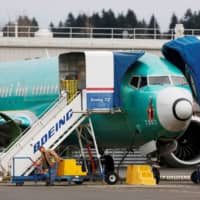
[126,165,156,185]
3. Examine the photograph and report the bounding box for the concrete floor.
[0,181,200,200]
[0,167,198,200]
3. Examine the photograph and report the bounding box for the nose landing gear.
[101,154,119,185]
[104,171,118,185]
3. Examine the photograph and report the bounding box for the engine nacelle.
[162,115,200,167]
[0,113,21,148]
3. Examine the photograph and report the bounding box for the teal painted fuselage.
[90,54,192,148]
[0,53,193,149]
[0,57,59,117]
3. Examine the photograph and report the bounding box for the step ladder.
[0,93,87,177]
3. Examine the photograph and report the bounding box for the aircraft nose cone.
[173,99,193,121]
[157,87,193,132]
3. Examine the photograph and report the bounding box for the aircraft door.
[59,53,86,102]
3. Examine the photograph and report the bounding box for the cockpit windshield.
[148,76,170,85]
[171,76,187,85]
[130,76,147,88]
[130,75,188,89]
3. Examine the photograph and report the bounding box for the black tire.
[74,180,83,185]
[152,167,160,184]
[104,172,118,185]
[16,182,24,186]
[191,170,200,184]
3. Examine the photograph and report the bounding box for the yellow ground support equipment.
[126,165,156,185]
[56,159,87,176]
[60,80,78,102]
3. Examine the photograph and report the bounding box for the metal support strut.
[76,116,103,175]
[87,117,103,174]
[76,127,88,173]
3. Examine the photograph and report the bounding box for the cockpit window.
[148,76,170,85]
[130,76,139,88]
[130,75,186,88]
[171,76,187,85]
[139,76,147,88]
[130,76,147,88]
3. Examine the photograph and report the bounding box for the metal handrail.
[1,25,200,40]
[0,90,83,155]
[0,95,60,153]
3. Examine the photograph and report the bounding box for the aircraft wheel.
[104,172,118,185]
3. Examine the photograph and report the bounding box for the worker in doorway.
[37,146,61,186]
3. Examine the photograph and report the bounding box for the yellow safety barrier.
[60,80,78,102]
[56,159,87,176]
[126,165,156,185]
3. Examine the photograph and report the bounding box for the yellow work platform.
[126,165,156,185]
[57,159,87,176]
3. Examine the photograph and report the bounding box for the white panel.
[85,51,114,88]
